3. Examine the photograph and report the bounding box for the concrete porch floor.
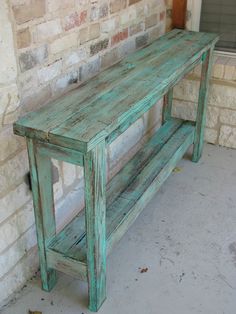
[1,144,236,314]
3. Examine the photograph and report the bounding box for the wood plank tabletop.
[14,29,218,152]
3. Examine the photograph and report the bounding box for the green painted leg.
[162,87,173,124]
[27,139,57,291]
[192,47,214,162]
[84,141,107,312]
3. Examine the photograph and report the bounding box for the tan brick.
[205,128,218,144]
[0,84,19,117]
[209,83,236,110]
[129,22,143,36]
[90,23,100,40]
[21,85,52,114]
[129,0,141,5]
[17,27,31,49]
[36,19,62,41]
[50,33,78,54]
[79,27,88,44]
[219,125,236,148]
[0,1,18,84]
[0,150,29,196]
[12,0,46,24]
[101,17,118,33]
[224,64,235,81]
[0,201,34,253]
[101,48,119,69]
[206,106,219,129]
[110,0,126,14]
[213,56,227,79]
[0,182,31,224]
[220,108,236,126]
[145,13,158,29]
[47,0,74,12]
[0,127,24,163]
[120,7,137,26]
[148,25,161,42]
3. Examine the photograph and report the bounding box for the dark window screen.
[200,0,236,52]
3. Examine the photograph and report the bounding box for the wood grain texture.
[48,120,195,264]
[163,88,174,124]
[16,30,219,312]
[84,140,107,312]
[38,141,84,166]
[14,30,219,153]
[27,139,57,291]
[46,249,87,281]
[192,47,214,162]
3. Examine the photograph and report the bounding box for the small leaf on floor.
[28,310,42,314]
[173,167,182,173]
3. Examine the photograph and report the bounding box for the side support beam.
[84,140,107,312]
[162,87,173,124]
[192,47,214,162]
[27,139,57,291]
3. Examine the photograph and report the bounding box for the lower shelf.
[47,118,195,280]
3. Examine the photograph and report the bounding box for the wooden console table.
[13,29,218,312]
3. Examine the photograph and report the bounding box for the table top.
[14,29,218,152]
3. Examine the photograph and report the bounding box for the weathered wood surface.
[84,141,107,311]
[48,120,195,265]
[163,87,173,124]
[14,30,218,153]
[38,141,84,166]
[46,249,87,281]
[192,47,214,162]
[16,30,218,312]
[27,139,57,291]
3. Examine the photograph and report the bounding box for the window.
[200,0,236,52]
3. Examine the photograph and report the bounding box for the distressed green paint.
[38,141,84,166]
[84,140,107,312]
[14,30,219,312]
[192,47,214,162]
[46,249,87,281]
[26,139,57,291]
[47,119,194,264]
[163,88,173,123]
[14,30,218,153]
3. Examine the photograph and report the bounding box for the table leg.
[84,141,106,312]
[27,139,57,291]
[162,87,173,124]
[192,47,214,162]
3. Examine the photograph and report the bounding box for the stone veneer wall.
[166,0,236,148]
[0,0,166,306]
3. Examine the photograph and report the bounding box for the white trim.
[186,0,202,31]
[215,50,236,58]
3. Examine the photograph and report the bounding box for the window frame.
[187,0,236,57]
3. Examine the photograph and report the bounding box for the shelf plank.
[48,119,183,256]
[47,120,195,268]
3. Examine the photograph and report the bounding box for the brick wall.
[0,0,166,306]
